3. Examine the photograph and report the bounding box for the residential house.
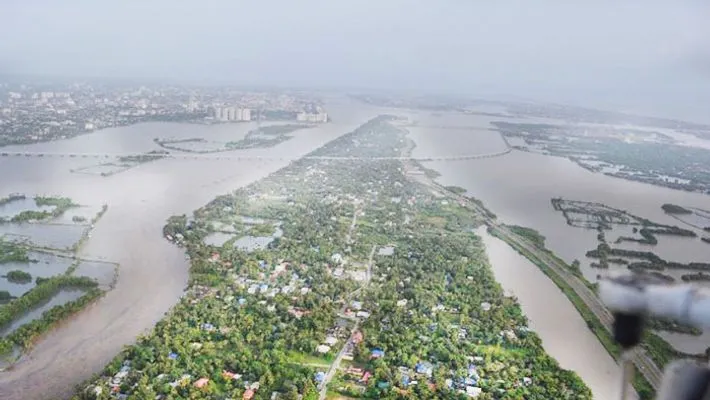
[194,378,209,388]
[415,361,434,377]
[371,349,385,359]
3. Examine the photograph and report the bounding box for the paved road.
[318,245,376,400]
[423,179,664,390]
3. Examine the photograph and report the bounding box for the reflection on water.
[204,226,284,251]
[203,232,234,247]
[0,198,54,219]
[0,289,87,337]
[0,252,74,297]
[233,227,283,252]
[50,205,101,225]
[0,224,85,250]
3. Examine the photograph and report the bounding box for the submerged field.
[0,195,115,367]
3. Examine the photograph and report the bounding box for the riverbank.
[478,227,634,400]
[487,225,655,399]
[0,103,381,400]
[69,115,590,400]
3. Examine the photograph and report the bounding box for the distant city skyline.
[2,1,710,122]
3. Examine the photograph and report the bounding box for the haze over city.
[2,0,710,121]
[2,2,710,400]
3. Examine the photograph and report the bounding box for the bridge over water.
[0,148,511,162]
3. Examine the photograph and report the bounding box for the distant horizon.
[3,70,708,127]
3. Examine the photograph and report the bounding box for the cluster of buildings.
[0,84,201,145]
[231,258,311,300]
[213,106,252,122]
[0,81,331,146]
[296,111,328,123]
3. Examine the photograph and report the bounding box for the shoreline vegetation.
[0,240,31,264]
[661,203,693,215]
[0,196,113,365]
[0,195,80,224]
[486,224,709,399]
[492,121,710,195]
[154,124,310,153]
[0,276,101,360]
[486,225,657,399]
[74,116,591,400]
[70,150,169,177]
[549,198,707,337]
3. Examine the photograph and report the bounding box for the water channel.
[0,98,379,400]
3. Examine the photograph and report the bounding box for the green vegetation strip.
[73,116,591,400]
[488,226,656,399]
[0,240,31,264]
[0,276,101,358]
[0,195,79,223]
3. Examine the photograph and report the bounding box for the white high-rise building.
[296,111,328,123]
[235,108,243,121]
[226,107,236,121]
[241,109,251,121]
[214,107,223,120]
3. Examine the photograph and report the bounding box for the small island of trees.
[661,203,693,215]
[5,269,32,284]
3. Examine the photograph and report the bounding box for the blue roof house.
[415,361,434,377]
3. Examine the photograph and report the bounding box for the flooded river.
[402,109,710,396]
[1,101,707,399]
[479,227,633,400]
[0,99,378,400]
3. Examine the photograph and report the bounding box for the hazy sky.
[2,0,709,121]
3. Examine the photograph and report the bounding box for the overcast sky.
[1,0,709,121]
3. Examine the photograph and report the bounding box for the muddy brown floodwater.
[479,227,636,399]
[402,109,710,355]
[0,99,378,400]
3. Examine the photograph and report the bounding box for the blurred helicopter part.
[599,271,710,329]
[656,359,710,400]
